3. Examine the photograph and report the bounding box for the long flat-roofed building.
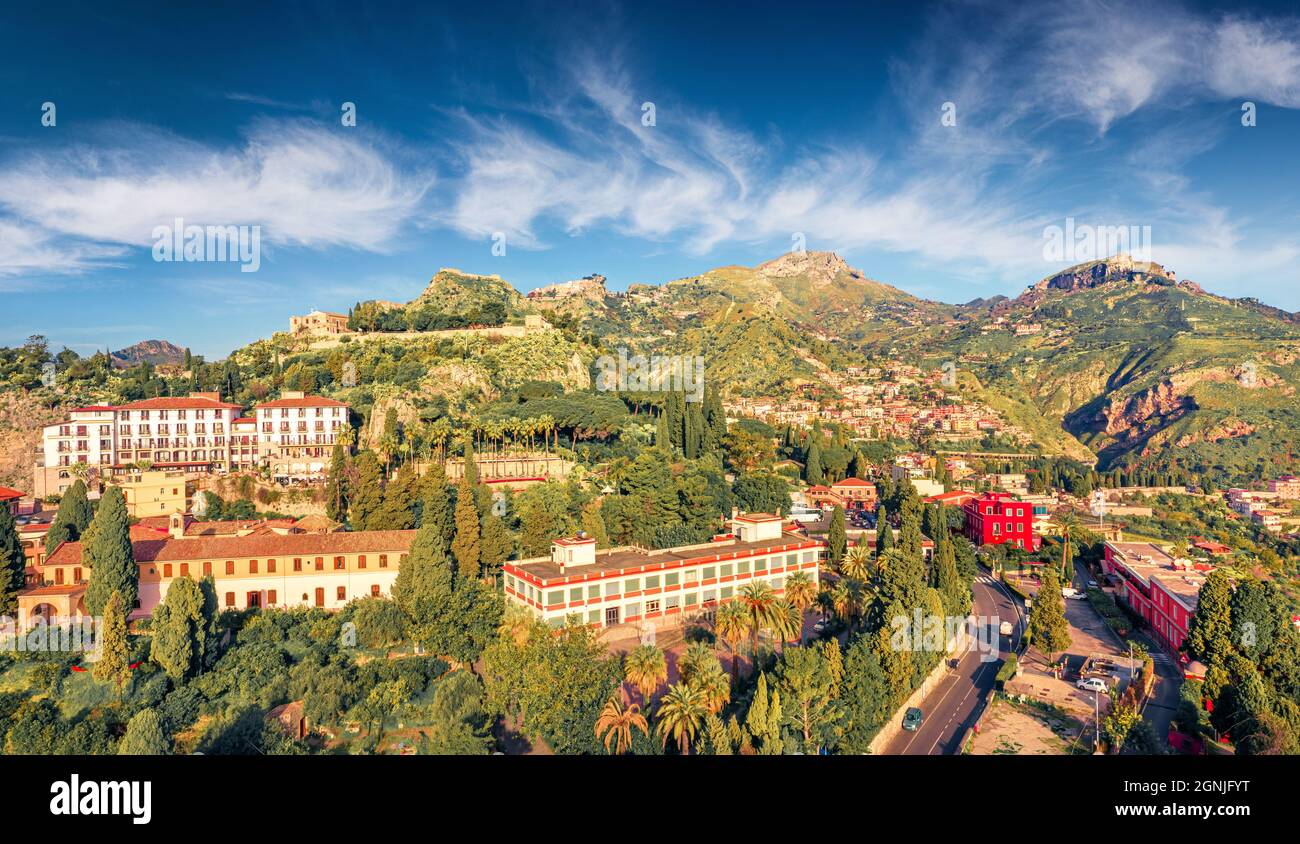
[19,513,413,629]
[1102,540,1212,655]
[503,513,824,631]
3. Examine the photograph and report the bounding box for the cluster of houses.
[1226,477,1300,534]
[724,364,1028,445]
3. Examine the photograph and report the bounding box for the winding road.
[882,572,1025,755]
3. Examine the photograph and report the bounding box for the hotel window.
[703,588,717,603]
[721,586,734,599]
[293,558,302,572]
[267,559,276,573]
[786,554,797,566]
[772,576,784,590]
[605,581,620,597]
[379,555,388,568]
[665,572,680,586]
[646,599,661,614]
[665,595,681,611]
[164,564,173,577]
[754,558,767,573]
[182,563,191,577]
[685,592,698,607]
[703,566,716,580]
[802,551,815,563]
[358,555,366,569]
[588,610,600,624]
[334,556,345,570]
[268,590,277,604]
[625,577,640,592]
[371,585,380,598]
[336,586,346,601]
[737,561,750,575]
[624,602,641,618]
[644,575,660,590]
[569,587,583,602]
[249,560,258,574]
[225,592,235,607]
[315,557,324,571]
[547,591,565,607]
[720,563,733,577]
[225,561,235,575]
[684,569,698,584]
[588,585,600,599]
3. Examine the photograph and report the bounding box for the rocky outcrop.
[1100,380,1195,438]
[1031,255,1176,295]
[111,339,186,369]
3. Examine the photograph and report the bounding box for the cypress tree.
[348,451,385,530]
[0,506,25,617]
[150,575,217,682]
[451,477,481,577]
[420,475,455,556]
[875,504,893,554]
[324,444,350,522]
[898,495,923,560]
[1186,570,1234,664]
[93,590,131,692]
[462,437,479,486]
[828,505,847,567]
[45,479,92,551]
[479,512,513,580]
[84,486,136,617]
[804,438,824,485]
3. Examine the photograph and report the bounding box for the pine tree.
[0,506,25,617]
[348,451,385,530]
[120,709,171,755]
[820,637,844,698]
[451,477,481,577]
[84,486,136,617]
[828,506,847,567]
[45,479,92,551]
[704,712,732,754]
[1028,567,1072,663]
[93,590,131,693]
[324,444,350,522]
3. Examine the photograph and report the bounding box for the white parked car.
[1077,677,1109,693]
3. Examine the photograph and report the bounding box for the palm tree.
[678,641,720,685]
[623,644,668,705]
[714,600,749,684]
[770,599,801,653]
[1055,511,1081,582]
[594,696,649,755]
[691,667,731,714]
[783,571,817,644]
[738,581,779,668]
[655,682,707,755]
[840,541,873,582]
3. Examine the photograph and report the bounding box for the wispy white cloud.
[0,119,432,276]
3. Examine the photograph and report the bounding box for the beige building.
[289,310,350,335]
[118,470,191,518]
[255,391,349,481]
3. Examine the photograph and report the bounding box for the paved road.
[882,573,1025,755]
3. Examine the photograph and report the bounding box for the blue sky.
[2,0,1300,358]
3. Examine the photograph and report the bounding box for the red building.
[961,492,1037,550]
[806,477,879,511]
[1102,541,1211,655]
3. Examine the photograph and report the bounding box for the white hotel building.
[504,513,824,630]
[34,391,349,497]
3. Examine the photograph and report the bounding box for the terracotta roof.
[0,486,24,501]
[69,405,118,412]
[117,396,242,410]
[832,477,873,488]
[256,396,349,409]
[45,529,417,567]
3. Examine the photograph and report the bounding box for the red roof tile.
[256,396,348,409]
[45,530,417,567]
[0,486,24,501]
[117,396,241,410]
